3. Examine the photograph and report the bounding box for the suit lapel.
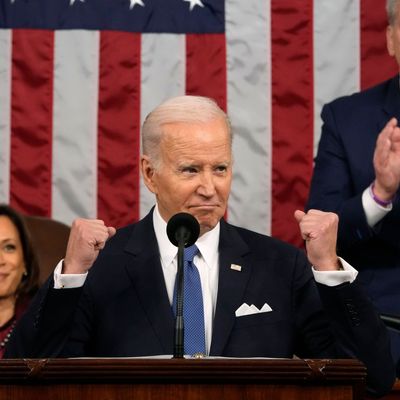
[123,211,175,354]
[210,220,251,355]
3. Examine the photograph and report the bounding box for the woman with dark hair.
[0,204,39,357]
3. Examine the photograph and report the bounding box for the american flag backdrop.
[0,0,398,247]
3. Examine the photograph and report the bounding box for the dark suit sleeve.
[5,277,84,358]
[307,103,375,249]
[316,280,395,397]
[308,102,400,280]
[287,249,394,396]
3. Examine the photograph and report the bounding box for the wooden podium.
[0,358,366,400]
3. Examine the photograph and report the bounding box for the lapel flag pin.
[230,264,242,272]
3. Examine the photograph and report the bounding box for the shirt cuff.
[312,257,358,287]
[362,186,392,227]
[53,260,88,289]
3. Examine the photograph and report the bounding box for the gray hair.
[387,0,400,25]
[142,95,232,169]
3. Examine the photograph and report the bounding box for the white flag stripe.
[226,0,271,235]
[52,30,100,224]
[139,33,186,219]
[0,29,11,205]
[313,0,360,155]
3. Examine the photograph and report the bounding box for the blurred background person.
[0,204,39,358]
[307,0,400,371]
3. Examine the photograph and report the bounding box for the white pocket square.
[235,302,273,317]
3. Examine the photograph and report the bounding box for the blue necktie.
[173,244,206,356]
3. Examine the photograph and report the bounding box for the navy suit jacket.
[307,75,400,317]
[6,210,395,395]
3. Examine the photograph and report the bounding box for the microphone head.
[167,213,200,248]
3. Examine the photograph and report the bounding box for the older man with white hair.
[6,95,396,396]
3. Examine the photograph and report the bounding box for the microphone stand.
[167,212,200,359]
[173,230,186,358]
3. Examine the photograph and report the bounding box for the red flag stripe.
[97,31,141,228]
[185,34,227,112]
[271,1,314,245]
[10,29,54,217]
[360,0,398,89]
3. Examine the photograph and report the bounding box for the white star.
[70,0,85,5]
[183,0,204,12]
[130,0,145,9]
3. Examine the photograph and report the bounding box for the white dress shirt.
[152,205,219,354]
[362,186,392,227]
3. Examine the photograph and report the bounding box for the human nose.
[197,171,216,197]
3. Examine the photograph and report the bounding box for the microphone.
[380,313,400,333]
[167,213,200,359]
[167,212,200,248]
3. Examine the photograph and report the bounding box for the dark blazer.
[307,76,400,360]
[6,210,395,395]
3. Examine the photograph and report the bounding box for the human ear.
[387,25,395,56]
[140,155,158,194]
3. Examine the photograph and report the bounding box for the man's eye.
[215,165,227,173]
[182,167,198,174]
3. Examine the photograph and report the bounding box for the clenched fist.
[294,209,341,271]
[63,218,116,274]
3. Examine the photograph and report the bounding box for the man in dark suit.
[307,0,400,371]
[6,95,395,396]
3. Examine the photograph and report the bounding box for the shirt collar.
[153,204,220,269]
